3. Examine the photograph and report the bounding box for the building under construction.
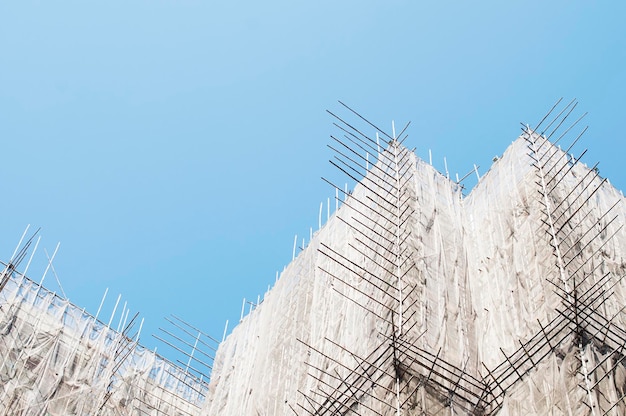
[2,100,626,415]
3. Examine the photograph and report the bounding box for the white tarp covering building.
[205,102,626,415]
[0,270,209,415]
[2,101,625,415]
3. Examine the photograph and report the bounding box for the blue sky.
[1,1,625,367]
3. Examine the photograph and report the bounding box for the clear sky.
[1,1,625,369]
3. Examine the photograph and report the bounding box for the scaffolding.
[291,100,626,415]
[0,245,211,416]
[3,101,626,415]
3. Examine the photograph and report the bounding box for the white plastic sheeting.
[0,273,207,416]
[204,132,626,415]
[2,127,625,415]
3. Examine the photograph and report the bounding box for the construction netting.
[0,271,207,416]
[205,121,626,414]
